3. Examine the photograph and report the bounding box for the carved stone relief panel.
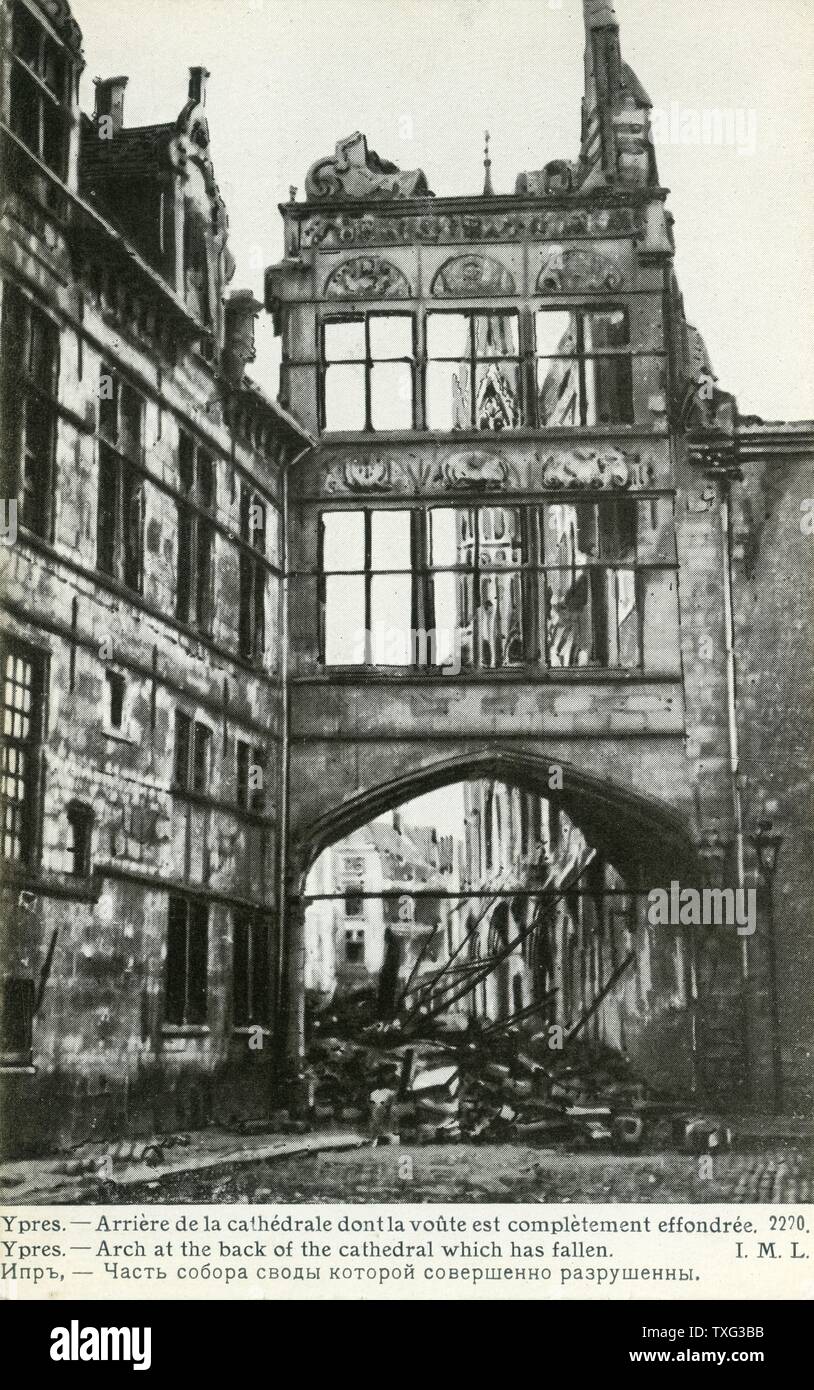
[310,443,664,500]
[538,445,656,490]
[430,254,517,297]
[323,255,412,299]
[429,450,514,489]
[535,244,625,293]
[298,206,638,251]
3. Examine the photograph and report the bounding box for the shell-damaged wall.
[0,188,300,1155]
[270,187,743,1100]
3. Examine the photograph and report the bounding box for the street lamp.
[752,820,783,880]
[750,819,784,1115]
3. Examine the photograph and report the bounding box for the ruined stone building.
[304,812,455,1012]
[0,0,811,1152]
[454,782,678,1077]
[0,0,310,1151]
[269,0,812,1116]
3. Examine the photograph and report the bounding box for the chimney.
[223,290,262,387]
[94,76,128,135]
[188,66,210,106]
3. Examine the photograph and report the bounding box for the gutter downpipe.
[720,460,751,1106]
[276,436,313,1098]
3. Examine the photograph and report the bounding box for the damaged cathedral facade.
[0,0,811,1153]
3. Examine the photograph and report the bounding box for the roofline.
[230,379,314,449]
[279,187,670,220]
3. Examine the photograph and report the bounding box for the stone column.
[283,896,309,1115]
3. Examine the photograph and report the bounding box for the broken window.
[96,369,145,592]
[165,896,208,1026]
[535,309,633,427]
[176,432,215,633]
[0,285,59,537]
[543,498,641,668]
[236,739,267,813]
[173,711,211,794]
[322,314,414,432]
[426,312,521,431]
[191,723,211,794]
[345,925,365,964]
[318,498,675,672]
[232,909,269,1027]
[320,509,413,666]
[183,203,212,328]
[9,2,71,181]
[0,976,34,1066]
[104,670,126,731]
[64,800,93,877]
[173,710,192,788]
[344,886,365,918]
[238,483,267,662]
[0,641,44,864]
[428,506,525,669]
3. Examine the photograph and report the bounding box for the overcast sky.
[74,0,813,420]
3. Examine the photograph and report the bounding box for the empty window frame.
[176,431,215,633]
[426,312,521,431]
[318,499,677,671]
[191,723,212,794]
[104,670,126,731]
[0,284,59,537]
[63,800,93,877]
[542,497,679,668]
[535,308,633,427]
[0,640,44,864]
[173,711,212,795]
[1,976,34,1065]
[344,887,365,919]
[232,908,269,1027]
[236,739,267,814]
[96,369,145,592]
[426,505,526,669]
[9,2,72,180]
[344,926,365,965]
[319,509,414,666]
[321,314,415,432]
[239,484,267,661]
[165,896,208,1027]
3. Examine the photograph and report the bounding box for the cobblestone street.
[113,1140,814,1205]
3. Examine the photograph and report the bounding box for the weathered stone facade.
[268,0,810,1113]
[0,0,810,1155]
[0,0,309,1153]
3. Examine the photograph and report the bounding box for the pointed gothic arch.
[289,746,698,893]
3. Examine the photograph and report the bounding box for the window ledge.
[161,1025,210,1037]
[170,786,273,824]
[103,728,135,745]
[0,1063,36,1074]
[293,668,683,685]
[318,424,668,445]
[0,864,102,903]
[231,1026,271,1037]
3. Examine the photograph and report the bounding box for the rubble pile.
[306,1017,732,1153]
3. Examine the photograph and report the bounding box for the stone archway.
[281,747,709,1097]
[289,746,697,893]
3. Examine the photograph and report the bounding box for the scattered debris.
[305,1009,730,1152]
